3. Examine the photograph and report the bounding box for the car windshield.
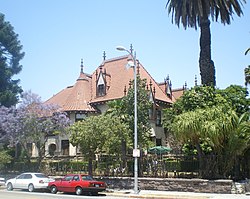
[35,173,48,178]
[81,175,93,181]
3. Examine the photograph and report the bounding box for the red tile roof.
[45,72,96,112]
[45,55,174,112]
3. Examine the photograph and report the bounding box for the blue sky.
[1,0,250,101]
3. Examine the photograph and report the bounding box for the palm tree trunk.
[199,17,216,86]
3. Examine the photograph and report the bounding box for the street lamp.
[116,45,139,194]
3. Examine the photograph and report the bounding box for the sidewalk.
[104,189,250,199]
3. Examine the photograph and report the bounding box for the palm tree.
[166,0,246,86]
[245,48,250,86]
[172,106,250,178]
[245,66,250,86]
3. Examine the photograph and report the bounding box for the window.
[35,173,49,178]
[97,73,106,97]
[97,84,105,96]
[64,175,73,181]
[17,174,26,179]
[73,175,80,181]
[27,143,32,155]
[75,113,86,122]
[49,144,56,156]
[156,110,162,126]
[61,140,69,155]
[82,175,93,181]
[156,138,162,146]
[24,174,32,179]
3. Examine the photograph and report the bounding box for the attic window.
[98,84,105,96]
[97,72,106,97]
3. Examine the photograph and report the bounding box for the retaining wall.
[97,177,233,194]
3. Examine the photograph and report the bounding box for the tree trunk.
[121,139,127,169]
[195,143,206,178]
[88,155,93,176]
[199,17,216,86]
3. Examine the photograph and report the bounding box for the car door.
[68,175,80,192]
[14,174,26,189]
[22,174,32,189]
[60,175,74,192]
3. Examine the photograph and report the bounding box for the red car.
[48,174,106,195]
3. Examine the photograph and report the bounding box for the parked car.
[6,172,54,192]
[0,177,5,186]
[48,174,106,195]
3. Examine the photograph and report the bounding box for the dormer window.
[97,71,106,97]
[98,84,105,96]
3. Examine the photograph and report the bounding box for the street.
[0,189,125,199]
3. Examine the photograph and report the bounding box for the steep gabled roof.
[45,55,174,112]
[91,55,173,105]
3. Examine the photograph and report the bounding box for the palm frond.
[245,48,250,55]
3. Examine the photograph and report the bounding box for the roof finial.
[103,51,106,61]
[130,44,133,54]
[80,59,84,73]
[195,75,198,86]
[124,86,127,96]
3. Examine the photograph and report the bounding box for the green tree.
[0,150,12,170]
[172,106,250,178]
[166,0,246,86]
[69,114,128,175]
[163,85,250,178]
[118,77,152,149]
[0,13,25,107]
[106,77,153,153]
[106,100,130,168]
[218,85,250,115]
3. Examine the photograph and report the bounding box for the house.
[44,50,184,157]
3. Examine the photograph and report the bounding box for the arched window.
[49,143,56,156]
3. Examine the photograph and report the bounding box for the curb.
[103,190,209,199]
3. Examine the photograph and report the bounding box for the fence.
[3,154,249,180]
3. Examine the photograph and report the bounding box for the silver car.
[6,172,54,192]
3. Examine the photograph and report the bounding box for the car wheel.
[28,184,35,192]
[75,187,83,195]
[50,185,58,194]
[6,183,13,191]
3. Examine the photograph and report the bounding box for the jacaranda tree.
[0,90,71,170]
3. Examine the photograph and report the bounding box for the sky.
[1,0,250,101]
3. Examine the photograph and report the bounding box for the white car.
[6,172,54,192]
[0,177,5,186]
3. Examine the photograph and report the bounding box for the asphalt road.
[0,189,124,199]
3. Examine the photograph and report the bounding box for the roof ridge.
[102,55,128,64]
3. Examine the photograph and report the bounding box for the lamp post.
[116,45,139,194]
